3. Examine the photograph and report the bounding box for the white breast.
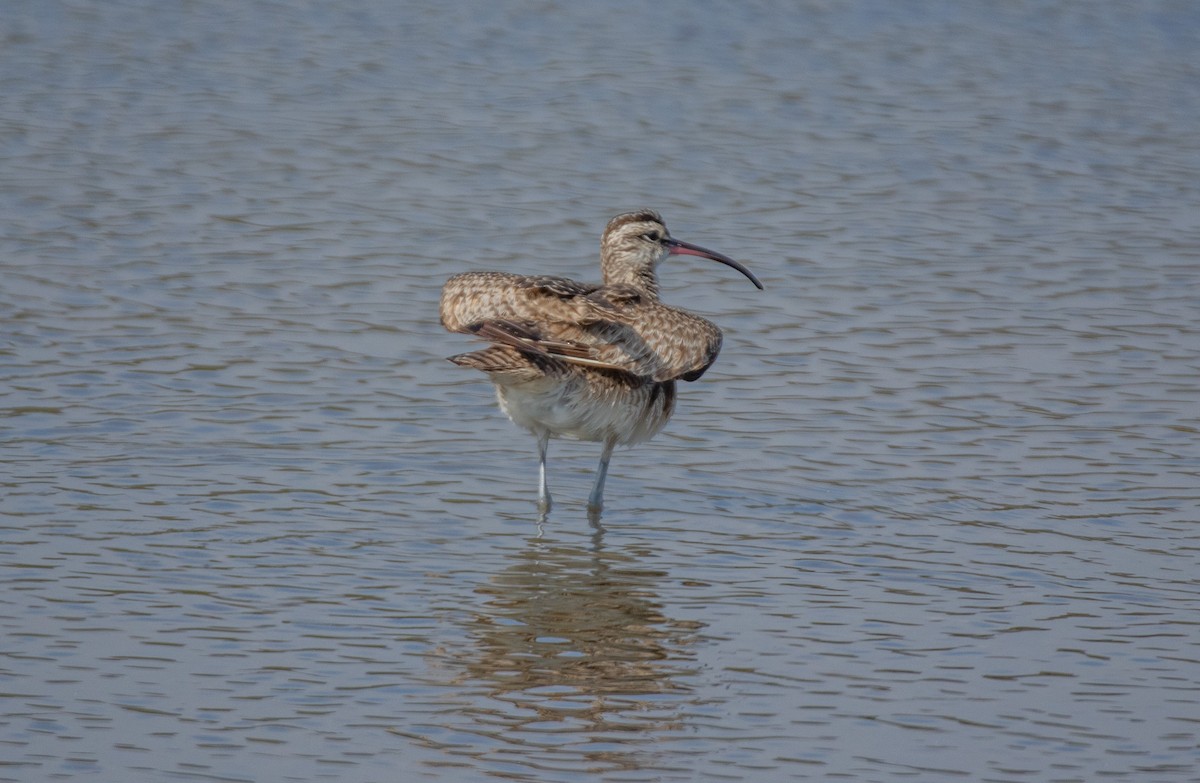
[495,374,673,446]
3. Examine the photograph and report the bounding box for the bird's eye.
[642,231,662,242]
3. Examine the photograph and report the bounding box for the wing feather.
[440,271,723,383]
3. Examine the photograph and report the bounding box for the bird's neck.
[602,266,661,300]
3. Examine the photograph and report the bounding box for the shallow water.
[3,1,1199,781]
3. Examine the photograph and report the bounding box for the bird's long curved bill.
[665,238,764,290]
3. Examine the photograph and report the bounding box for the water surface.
[2,2,1199,781]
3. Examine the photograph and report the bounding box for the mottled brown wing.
[439,272,600,334]
[447,344,546,385]
[469,321,606,364]
[440,272,723,382]
[618,305,723,382]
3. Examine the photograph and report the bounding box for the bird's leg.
[537,431,552,513]
[587,437,617,515]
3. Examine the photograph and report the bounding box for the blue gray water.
[3,1,1199,781]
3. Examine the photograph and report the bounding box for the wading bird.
[439,209,762,515]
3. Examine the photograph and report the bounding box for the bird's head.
[599,209,763,294]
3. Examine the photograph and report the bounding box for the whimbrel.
[439,209,762,515]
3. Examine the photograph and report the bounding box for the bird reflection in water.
[454,523,703,772]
